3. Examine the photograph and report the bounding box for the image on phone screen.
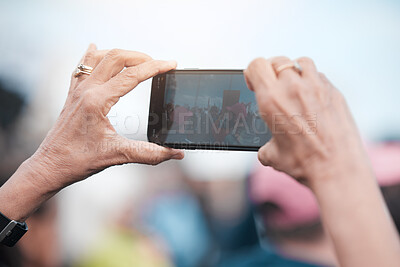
[148,70,272,151]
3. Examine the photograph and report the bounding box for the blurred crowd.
[1,78,400,267]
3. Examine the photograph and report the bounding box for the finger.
[116,138,184,165]
[271,56,301,80]
[71,45,110,87]
[318,72,334,88]
[295,57,320,80]
[257,138,278,167]
[70,44,97,88]
[81,49,110,70]
[78,43,97,67]
[105,59,177,100]
[90,49,152,83]
[244,57,276,92]
[243,69,253,91]
[318,72,337,103]
[244,58,278,127]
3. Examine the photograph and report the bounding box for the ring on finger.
[74,63,93,78]
[275,61,302,75]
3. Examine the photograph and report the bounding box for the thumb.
[117,138,184,166]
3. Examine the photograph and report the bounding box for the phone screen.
[148,70,271,151]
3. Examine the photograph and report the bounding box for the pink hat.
[250,164,319,229]
[367,142,400,186]
[249,142,400,229]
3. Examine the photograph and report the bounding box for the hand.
[244,57,369,186]
[245,57,400,267]
[0,45,185,222]
[28,44,184,191]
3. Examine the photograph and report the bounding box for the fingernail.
[171,151,184,160]
[88,43,97,50]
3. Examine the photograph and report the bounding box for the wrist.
[307,151,400,267]
[0,158,60,222]
[306,150,375,193]
[22,155,62,195]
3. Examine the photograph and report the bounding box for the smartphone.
[147,69,272,151]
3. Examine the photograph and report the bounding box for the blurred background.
[0,0,400,266]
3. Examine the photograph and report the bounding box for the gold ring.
[74,63,93,78]
[275,61,302,75]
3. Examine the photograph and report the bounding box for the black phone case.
[147,69,268,151]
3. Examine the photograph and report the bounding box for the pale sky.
[1,0,400,139]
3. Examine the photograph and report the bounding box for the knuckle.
[148,155,163,166]
[118,79,132,90]
[150,65,163,77]
[286,80,309,101]
[126,67,139,78]
[108,48,122,56]
[272,56,290,65]
[318,72,328,83]
[121,68,139,85]
[287,79,303,93]
[253,57,267,65]
[249,57,266,69]
[71,87,83,101]
[332,88,346,104]
[310,77,325,91]
[274,56,290,62]
[152,62,162,73]
[80,90,99,112]
[83,50,95,63]
[105,49,123,61]
[119,149,133,164]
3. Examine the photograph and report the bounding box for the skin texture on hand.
[244,57,400,267]
[244,56,368,185]
[1,48,400,267]
[0,45,184,221]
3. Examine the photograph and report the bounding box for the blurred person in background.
[0,81,62,267]
[140,162,259,267]
[74,162,209,267]
[1,46,400,267]
[125,158,315,267]
[139,163,212,267]
[74,204,174,267]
